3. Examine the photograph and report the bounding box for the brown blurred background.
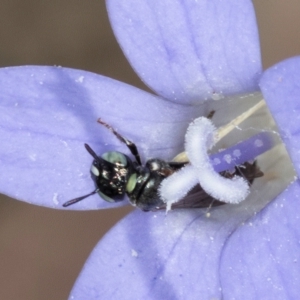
[0,1,299,299]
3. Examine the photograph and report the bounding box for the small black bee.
[63,118,263,211]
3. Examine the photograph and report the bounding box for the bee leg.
[97,118,142,165]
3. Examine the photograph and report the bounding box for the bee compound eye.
[101,151,127,166]
[90,164,100,176]
[126,173,137,193]
[98,190,115,203]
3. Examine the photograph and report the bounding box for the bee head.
[62,144,133,207]
[90,150,132,203]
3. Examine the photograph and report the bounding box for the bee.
[62,116,263,211]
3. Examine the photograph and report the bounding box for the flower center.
[159,92,296,212]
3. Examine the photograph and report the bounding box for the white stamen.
[185,117,249,204]
[160,117,250,209]
[159,165,198,212]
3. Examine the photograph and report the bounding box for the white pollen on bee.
[91,165,100,176]
[150,161,160,171]
[233,149,241,157]
[255,139,263,147]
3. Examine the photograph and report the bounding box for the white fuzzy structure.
[186,117,249,204]
[160,117,250,210]
[158,165,198,212]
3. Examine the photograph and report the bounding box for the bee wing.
[166,185,225,209]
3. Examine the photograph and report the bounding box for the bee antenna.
[62,189,98,207]
[84,143,101,161]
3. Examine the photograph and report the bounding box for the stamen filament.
[216,99,265,142]
[172,99,266,163]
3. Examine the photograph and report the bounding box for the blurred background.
[0,1,299,299]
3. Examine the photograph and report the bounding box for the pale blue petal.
[107,0,262,104]
[219,56,300,298]
[0,66,204,210]
[220,182,300,299]
[69,199,269,299]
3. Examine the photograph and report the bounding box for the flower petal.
[68,191,275,299]
[0,66,204,210]
[220,181,300,299]
[260,56,300,176]
[218,57,300,298]
[107,0,262,104]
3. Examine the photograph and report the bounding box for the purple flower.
[0,0,299,299]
